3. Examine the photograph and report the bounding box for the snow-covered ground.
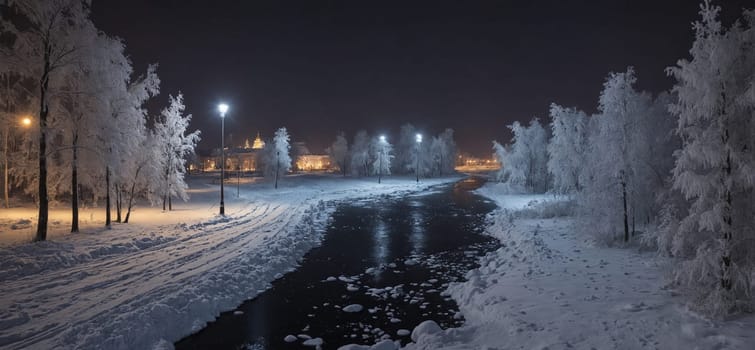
[397,182,755,350]
[0,173,460,350]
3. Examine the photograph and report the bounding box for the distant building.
[225,148,261,171]
[199,132,265,172]
[251,132,265,150]
[198,133,335,173]
[296,155,332,171]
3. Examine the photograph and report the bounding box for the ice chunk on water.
[342,304,364,313]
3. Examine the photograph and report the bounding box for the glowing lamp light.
[379,135,386,143]
[218,103,229,117]
[415,133,422,143]
[21,117,32,126]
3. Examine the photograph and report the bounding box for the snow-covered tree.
[626,92,678,231]
[429,128,456,176]
[547,104,587,194]
[580,67,678,245]
[123,128,160,223]
[2,0,99,241]
[370,135,393,181]
[0,73,34,208]
[392,124,417,174]
[115,65,160,223]
[350,130,370,176]
[580,68,642,243]
[494,119,549,193]
[261,127,291,188]
[406,132,433,180]
[492,141,508,182]
[327,132,348,176]
[52,30,134,232]
[665,1,755,315]
[152,93,201,211]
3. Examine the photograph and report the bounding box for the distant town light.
[218,103,229,117]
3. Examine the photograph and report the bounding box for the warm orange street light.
[21,117,31,127]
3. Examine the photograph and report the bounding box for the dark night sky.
[90,0,751,156]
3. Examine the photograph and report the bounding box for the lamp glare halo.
[218,103,229,115]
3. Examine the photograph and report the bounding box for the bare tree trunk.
[123,164,144,223]
[162,172,168,211]
[3,75,10,208]
[35,49,51,242]
[105,166,111,229]
[274,151,280,189]
[115,183,122,222]
[622,177,629,243]
[3,126,9,209]
[71,136,79,233]
[721,133,733,291]
[631,203,636,237]
[168,183,172,211]
[124,182,136,223]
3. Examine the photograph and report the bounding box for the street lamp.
[415,133,422,183]
[378,135,386,184]
[21,117,31,127]
[218,103,229,215]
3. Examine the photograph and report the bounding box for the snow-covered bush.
[493,119,549,193]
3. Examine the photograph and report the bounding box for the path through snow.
[0,174,459,349]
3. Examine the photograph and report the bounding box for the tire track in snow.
[0,201,293,349]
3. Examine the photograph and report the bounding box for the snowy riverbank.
[0,174,460,350]
[395,182,755,349]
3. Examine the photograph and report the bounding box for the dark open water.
[176,176,498,350]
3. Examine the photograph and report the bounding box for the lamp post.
[378,135,386,184]
[218,103,229,215]
[415,133,422,183]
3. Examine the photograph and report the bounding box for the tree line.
[492,2,755,316]
[0,1,201,240]
[325,124,457,179]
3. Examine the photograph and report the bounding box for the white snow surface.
[397,182,755,349]
[0,174,459,350]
